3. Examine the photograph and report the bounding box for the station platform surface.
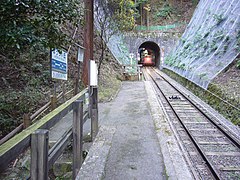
[76,81,193,180]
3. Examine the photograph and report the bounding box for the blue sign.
[51,49,68,80]
[52,59,67,73]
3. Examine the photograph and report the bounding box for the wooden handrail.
[30,100,86,179]
[0,89,75,146]
[0,88,88,172]
[0,124,24,146]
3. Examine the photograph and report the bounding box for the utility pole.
[82,0,94,86]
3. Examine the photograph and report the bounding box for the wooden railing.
[0,86,99,179]
[0,89,74,146]
[31,101,86,179]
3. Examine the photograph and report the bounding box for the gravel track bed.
[221,171,240,180]
[147,68,240,179]
[178,130,189,136]
[190,129,221,136]
[195,136,228,142]
[179,135,190,141]
[209,155,240,167]
[189,154,205,165]
[180,116,207,121]
[196,168,214,180]
[185,123,214,129]
[201,144,239,152]
[184,143,197,152]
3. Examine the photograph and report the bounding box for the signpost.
[51,49,68,81]
[129,53,134,66]
[50,49,68,109]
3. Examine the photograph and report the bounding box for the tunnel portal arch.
[138,41,161,67]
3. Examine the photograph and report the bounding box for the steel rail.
[146,68,221,180]
[153,68,240,149]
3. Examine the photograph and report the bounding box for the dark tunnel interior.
[138,41,160,67]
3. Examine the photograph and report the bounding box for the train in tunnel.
[139,48,155,66]
[138,41,160,67]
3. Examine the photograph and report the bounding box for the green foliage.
[236,59,240,69]
[184,42,192,50]
[203,31,210,38]
[155,3,174,19]
[136,0,148,4]
[0,0,82,52]
[192,0,199,6]
[213,14,225,26]
[193,33,202,43]
[214,30,224,41]
[199,73,208,80]
[111,0,136,31]
[0,87,44,138]
[235,30,240,52]
[181,38,186,44]
[165,54,177,66]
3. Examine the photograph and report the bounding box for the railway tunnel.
[138,41,160,67]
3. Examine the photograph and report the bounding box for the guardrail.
[0,86,99,179]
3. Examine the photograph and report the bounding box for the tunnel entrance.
[138,41,160,67]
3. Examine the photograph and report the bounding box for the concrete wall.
[123,32,180,68]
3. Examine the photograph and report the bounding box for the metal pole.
[30,129,49,180]
[72,100,83,179]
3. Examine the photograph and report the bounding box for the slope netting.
[164,0,240,89]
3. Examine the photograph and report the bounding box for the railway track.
[143,67,240,180]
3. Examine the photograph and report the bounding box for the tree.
[0,0,82,55]
[94,0,136,76]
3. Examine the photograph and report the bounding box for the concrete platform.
[76,81,193,180]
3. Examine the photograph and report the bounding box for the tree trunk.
[98,39,105,77]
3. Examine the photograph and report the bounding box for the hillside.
[0,27,123,139]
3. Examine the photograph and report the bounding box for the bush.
[155,4,174,19]
[0,0,82,53]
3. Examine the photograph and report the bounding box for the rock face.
[164,0,240,89]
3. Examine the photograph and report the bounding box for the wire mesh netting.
[163,0,240,89]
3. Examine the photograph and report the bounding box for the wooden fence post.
[31,129,49,180]
[62,82,66,102]
[90,87,98,141]
[72,100,83,179]
[50,95,57,110]
[23,113,31,129]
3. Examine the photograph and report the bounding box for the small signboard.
[51,49,68,80]
[90,60,98,86]
[78,48,84,62]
